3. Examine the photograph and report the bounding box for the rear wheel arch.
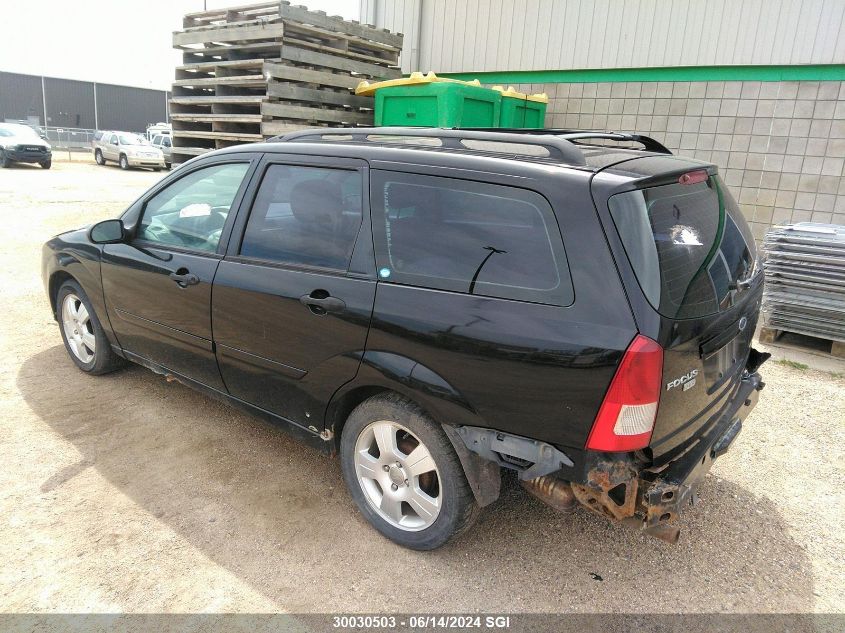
[327,385,399,452]
[331,385,501,508]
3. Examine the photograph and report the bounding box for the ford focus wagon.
[42,128,768,549]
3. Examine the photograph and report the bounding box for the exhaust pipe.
[520,475,576,513]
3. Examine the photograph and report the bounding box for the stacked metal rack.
[170,1,403,164]
[760,222,845,357]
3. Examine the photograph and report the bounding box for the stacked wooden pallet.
[171,1,403,164]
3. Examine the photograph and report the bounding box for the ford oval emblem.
[738,316,748,332]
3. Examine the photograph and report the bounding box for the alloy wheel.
[354,420,441,531]
[61,293,95,363]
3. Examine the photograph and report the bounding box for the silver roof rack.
[271,127,588,166]
[466,127,673,154]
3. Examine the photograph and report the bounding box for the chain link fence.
[42,126,97,151]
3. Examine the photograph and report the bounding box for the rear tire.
[119,154,129,170]
[56,280,125,375]
[94,149,105,165]
[340,394,478,550]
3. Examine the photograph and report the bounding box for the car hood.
[2,135,50,149]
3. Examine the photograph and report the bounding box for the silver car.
[93,131,165,171]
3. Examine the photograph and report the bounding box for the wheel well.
[328,386,503,507]
[327,386,393,449]
[48,271,74,316]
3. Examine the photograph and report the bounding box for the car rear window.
[371,171,573,306]
[608,173,757,319]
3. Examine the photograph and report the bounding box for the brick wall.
[513,80,845,241]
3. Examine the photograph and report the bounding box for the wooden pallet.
[759,326,845,358]
[170,1,401,164]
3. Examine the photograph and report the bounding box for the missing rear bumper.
[528,370,765,544]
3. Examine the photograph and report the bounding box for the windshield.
[608,173,757,320]
[118,134,148,145]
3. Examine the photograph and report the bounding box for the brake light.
[678,170,708,185]
[585,335,663,452]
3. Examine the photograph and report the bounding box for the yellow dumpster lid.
[492,85,525,99]
[492,85,548,103]
[355,71,482,96]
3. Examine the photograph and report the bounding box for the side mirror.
[90,219,125,244]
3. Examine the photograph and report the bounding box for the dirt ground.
[0,159,843,614]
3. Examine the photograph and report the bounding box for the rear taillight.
[678,169,708,185]
[585,334,663,452]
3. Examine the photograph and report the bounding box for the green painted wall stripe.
[439,64,845,84]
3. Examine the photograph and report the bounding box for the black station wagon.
[42,128,768,549]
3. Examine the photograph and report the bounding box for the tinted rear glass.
[608,174,757,319]
[371,171,573,306]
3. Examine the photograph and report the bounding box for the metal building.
[361,0,845,74]
[360,0,845,240]
[0,71,171,133]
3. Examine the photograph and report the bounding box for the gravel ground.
[0,160,843,614]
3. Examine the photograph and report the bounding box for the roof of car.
[203,127,709,179]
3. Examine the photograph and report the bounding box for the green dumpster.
[358,71,500,128]
[493,85,548,128]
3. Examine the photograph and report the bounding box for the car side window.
[163,137,171,148]
[371,170,573,306]
[136,162,250,253]
[239,164,363,271]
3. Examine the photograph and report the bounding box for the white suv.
[150,134,172,170]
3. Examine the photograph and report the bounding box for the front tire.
[56,280,124,375]
[119,154,129,170]
[40,159,51,169]
[0,150,10,168]
[340,394,478,550]
[95,149,105,165]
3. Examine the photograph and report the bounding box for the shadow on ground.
[17,345,814,612]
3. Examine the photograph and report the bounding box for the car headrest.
[290,179,343,225]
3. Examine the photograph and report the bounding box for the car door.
[101,154,257,389]
[104,134,118,161]
[211,154,376,430]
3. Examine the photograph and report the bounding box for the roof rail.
[464,127,673,154]
[272,127,587,166]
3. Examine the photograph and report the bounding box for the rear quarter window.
[371,171,573,306]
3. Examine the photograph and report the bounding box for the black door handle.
[169,269,200,287]
[299,291,346,315]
